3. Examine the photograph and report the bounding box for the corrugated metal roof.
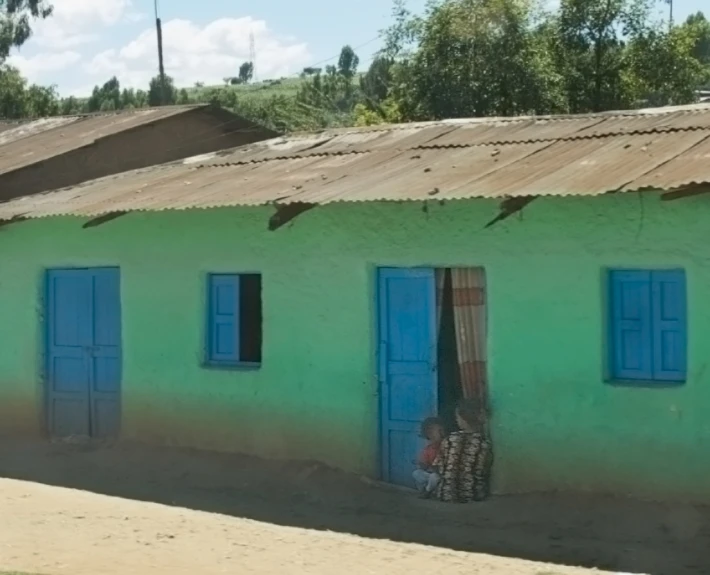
[0,106,205,176]
[1,104,710,221]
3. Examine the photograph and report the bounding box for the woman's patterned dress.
[433,431,493,503]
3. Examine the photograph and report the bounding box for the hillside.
[186,76,306,103]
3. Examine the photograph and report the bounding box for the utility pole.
[249,31,256,82]
[154,0,166,105]
[667,0,673,29]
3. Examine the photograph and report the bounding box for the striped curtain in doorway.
[451,268,488,409]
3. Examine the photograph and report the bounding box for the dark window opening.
[239,274,262,364]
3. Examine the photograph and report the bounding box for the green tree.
[60,95,82,115]
[382,0,423,59]
[120,88,138,109]
[355,57,403,125]
[550,0,651,113]
[239,61,254,84]
[382,0,707,120]
[0,65,29,117]
[134,89,149,108]
[177,88,191,105]
[685,12,710,64]
[204,86,238,108]
[26,83,59,116]
[296,44,364,121]
[625,23,707,106]
[148,74,177,106]
[87,76,121,112]
[99,98,116,111]
[0,0,53,61]
[353,98,402,126]
[337,45,360,79]
[384,0,566,120]
[360,56,393,105]
[548,0,707,110]
[0,65,60,118]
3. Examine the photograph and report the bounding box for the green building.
[1,105,709,503]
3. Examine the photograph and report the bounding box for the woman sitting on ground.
[433,398,493,503]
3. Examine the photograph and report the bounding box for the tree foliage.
[360,57,394,106]
[376,0,710,121]
[0,65,58,118]
[626,23,708,106]
[0,1,708,134]
[0,0,53,61]
[337,45,359,78]
[239,61,255,84]
[294,45,365,127]
[390,0,566,119]
[148,75,177,106]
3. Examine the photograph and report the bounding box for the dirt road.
[1,478,608,575]
[0,440,707,575]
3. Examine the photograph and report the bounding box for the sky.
[6,0,706,97]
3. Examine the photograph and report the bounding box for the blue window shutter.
[610,270,653,380]
[651,270,687,382]
[208,274,240,363]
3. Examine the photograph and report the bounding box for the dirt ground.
[0,440,708,575]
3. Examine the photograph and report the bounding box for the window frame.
[605,268,687,387]
[204,272,262,370]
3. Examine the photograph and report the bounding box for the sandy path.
[0,478,613,575]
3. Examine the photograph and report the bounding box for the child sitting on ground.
[412,417,446,498]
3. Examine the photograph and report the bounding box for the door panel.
[89,268,122,438]
[46,270,92,438]
[378,268,437,486]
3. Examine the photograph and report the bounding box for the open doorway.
[436,268,488,434]
[377,267,488,486]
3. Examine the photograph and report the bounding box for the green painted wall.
[1,192,709,502]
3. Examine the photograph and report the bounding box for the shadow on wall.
[0,438,707,575]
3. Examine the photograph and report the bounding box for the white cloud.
[8,7,309,96]
[87,17,311,89]
[124,11,147,24]
[8,51,82,81]
[30,0,133,49]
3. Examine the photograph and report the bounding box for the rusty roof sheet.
[1,104,710,221]
[0,106,205,175]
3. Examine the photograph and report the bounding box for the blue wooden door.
[46,268,121,438]
[378,268,437,486]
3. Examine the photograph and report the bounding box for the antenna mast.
[249,30,257,82]
[155,0,166,104]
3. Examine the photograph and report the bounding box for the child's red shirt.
[419,443,440,468]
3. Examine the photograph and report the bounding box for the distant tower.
[249,30,257,82]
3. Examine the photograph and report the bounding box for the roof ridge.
[192,122,710,167]
[0,104,207,125]
[283,103,710,138]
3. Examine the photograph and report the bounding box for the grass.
[185,76,306,103]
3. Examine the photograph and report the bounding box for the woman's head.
[455,398,488,432]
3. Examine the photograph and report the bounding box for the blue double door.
[378,268,438,486]
[45,268,122,439]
